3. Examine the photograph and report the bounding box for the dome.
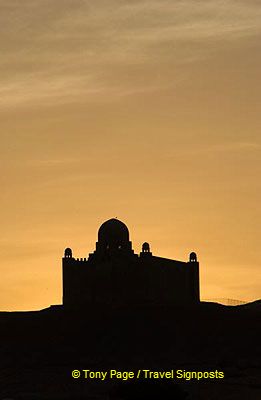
[98,218,129,243]
[64,248,72,258]
[142,242,150,252]
[189,252,197,262]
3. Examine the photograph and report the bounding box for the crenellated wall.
[62,252,200,308]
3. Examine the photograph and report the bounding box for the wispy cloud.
[0,0,261,108]
[188,141,261,155]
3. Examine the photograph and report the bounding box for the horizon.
[1,297,260,313]
[1,1,261,310]
[0,214,260,311]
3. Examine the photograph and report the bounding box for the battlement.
[63,257,88,262]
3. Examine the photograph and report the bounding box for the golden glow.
[1,1,260,309]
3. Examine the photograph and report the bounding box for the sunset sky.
[1,0,260,310]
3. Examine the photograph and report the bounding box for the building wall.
[62,254,200,308]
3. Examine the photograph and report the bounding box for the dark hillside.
[0,301,260,399]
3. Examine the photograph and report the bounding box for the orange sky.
[1,1,260,310]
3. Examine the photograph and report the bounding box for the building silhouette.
[62,218,200,307]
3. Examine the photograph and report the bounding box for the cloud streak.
[0,0,261,108]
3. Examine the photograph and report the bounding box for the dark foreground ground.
[0,301,260,400]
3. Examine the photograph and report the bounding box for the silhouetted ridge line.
[202,298,248,306]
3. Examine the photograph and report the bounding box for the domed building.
[62,218,200,307]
